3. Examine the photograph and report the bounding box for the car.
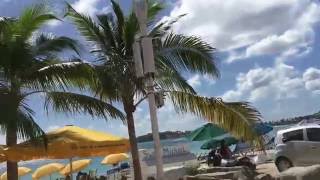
[274,124,320,172]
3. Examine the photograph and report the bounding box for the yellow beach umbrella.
[2,125,130,161]
[0,167,31,180]
[32,163,64,180]
[59,159,91,176]
[101,153,129,165]
[0,146,7,163]
[0,154,6,163]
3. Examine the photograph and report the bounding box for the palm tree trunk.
[7,77,18,180]
[6,127,18,180]
[124,102,143,180]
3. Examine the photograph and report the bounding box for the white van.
[275,124,320,172]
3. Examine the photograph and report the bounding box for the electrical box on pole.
[133,0,165,179]
[133,40,144,78]
[141,37,155,74]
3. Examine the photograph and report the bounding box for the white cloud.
[187,74,216,87]
[99,6,112,14]
[46,125,61,132]
[221,64,320,120]
[165,0,320,63]
[222,63,305,102]
[187,74,201,87]
[245,29,313,58]
[303,67,320,94]
[222,63,320,103]
[47,20,63,28]
[71,0,101,16]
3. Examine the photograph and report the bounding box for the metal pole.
[133,0,164,179]
[146,78,164,180]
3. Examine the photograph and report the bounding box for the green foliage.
[22,61,97,91]
[168,91,261,142]
[44,92,125,121]
[314,111,320,118]
[0,3,124,146]
[33,34,81,56]
[65,4,109,53]
[13,4,59,40]
[157,33,218,76]
[65,0,262,143]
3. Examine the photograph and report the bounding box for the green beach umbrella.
[186,123,226,141]
[201,136,238,150]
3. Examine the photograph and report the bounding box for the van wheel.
[276,157,293,172]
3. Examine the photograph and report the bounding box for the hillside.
[137,111,320,142]
[137,130,191,143]
[264,111,320,126]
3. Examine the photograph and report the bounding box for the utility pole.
[133,0,164,179]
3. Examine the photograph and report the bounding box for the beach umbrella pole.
[70,158,73,180]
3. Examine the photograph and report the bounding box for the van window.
[283,129,303,142]
[307,128,320,142]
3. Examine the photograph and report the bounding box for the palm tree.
[0,4,125,179]
[66,1,262,179]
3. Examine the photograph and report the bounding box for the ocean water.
[0,125,290,180]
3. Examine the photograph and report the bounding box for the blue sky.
[1,0,320,143]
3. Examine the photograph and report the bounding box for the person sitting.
[207,149,215,165]
[207,149,222,166]
[120,162,130,170]
[76,171,85,180]
[219,140,232,159]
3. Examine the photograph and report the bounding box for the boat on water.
[140,144,196,166]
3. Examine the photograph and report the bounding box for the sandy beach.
[256,162,279,178]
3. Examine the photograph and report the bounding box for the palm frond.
[157,33,219,77]
[65,3,106,48]
[149,14,186,38]
[44,92,125,122]
[0,17,13,38]
[14,4,59,40]
[15,109,46,141]
[0,38,34,74]
[96,14,116,49]
[111,0,125,44]
[123,13,138,54]
[0,100,45,143]
[147,1,165,25]
[168,91,262,143]
[156,59,195,94]
[92,67,122,102]
[33,33,81,56]
[22,61,97,91]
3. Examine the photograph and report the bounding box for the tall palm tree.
[0,4,125,179]
[66,1,262,179]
